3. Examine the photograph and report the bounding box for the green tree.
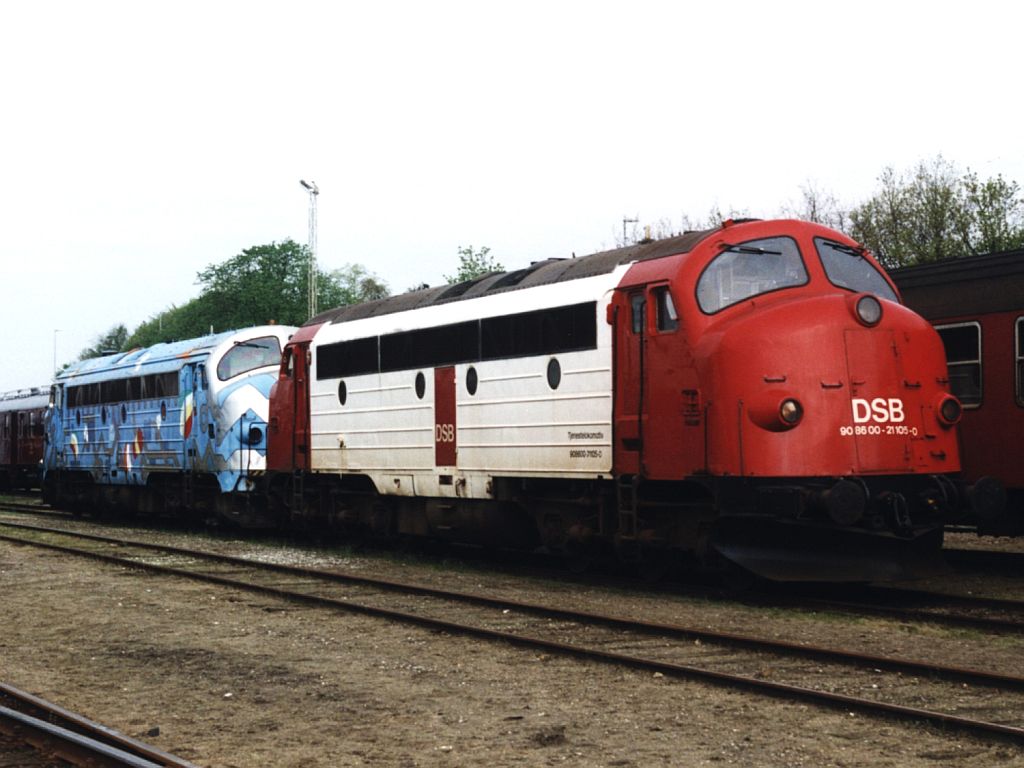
[445,245,503,284]
[956,171,1024,255]
[328,263,390,306]
[123,240,389,348]
[849,157,1024,267]
[78,324,130,360]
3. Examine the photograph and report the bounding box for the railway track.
[0,518,1022,745]
[2,500,1023,634]
[0,682,198,767]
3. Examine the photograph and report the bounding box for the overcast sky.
[2,0,1021,392]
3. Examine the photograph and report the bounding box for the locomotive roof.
[308,228,717,327]
[57,331,235,384]
[0,387,49,412]
[889,248,1024,318]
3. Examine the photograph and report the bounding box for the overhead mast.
[300,180,319,319]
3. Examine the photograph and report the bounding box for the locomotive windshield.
[217,336,283,381]
[697,237,808,313]
[815,238,898,302]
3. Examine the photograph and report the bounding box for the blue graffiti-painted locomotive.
[43,325,295,524]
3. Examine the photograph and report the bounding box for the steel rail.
[2,525,1023,743]
[755,590,1024,635]
[854,583,1024,614]
[0,683,199,768]
[0,500,55,514]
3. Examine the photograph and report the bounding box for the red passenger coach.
[268,219,982,581]
[891,249,1023,534]
[0,387,48,490]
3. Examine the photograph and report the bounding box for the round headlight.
[247,426,264,445]
[779,398,803,425]
[938,395,962,426]
[855,295,883,326]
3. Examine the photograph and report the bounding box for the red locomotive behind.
[891,249,1023,534]
[265,219,989,581]
[0,387,48,491]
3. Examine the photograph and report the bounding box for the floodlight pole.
[53,329,62,376]
[300,180,319,318]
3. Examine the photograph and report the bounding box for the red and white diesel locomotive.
[266,219,989,581]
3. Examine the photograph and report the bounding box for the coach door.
[183,364,201,472]
[267,341,311,471]
[613,290,646,475]
[1,413,12,469]
[268,324,322,473]
[434,367,457,467]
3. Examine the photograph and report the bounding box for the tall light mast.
[300,180,319,318]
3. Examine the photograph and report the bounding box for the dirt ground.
[1,522,1024,767]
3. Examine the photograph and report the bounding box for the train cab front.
[676,221,976,581]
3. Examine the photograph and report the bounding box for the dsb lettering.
[852,398,905,424]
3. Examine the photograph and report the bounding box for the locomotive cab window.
[936,322,982,407]
[1016,317,1024,407]
[217,336,283,381]
[697,237,807,314]
[815,238,898,302]
[652,286,678,332]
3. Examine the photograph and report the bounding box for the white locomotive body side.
[307,267,629,498]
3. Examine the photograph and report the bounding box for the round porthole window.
[338,380,348,406]
[466,366,478,396]
[547,358,561,390]
[415,372,426,400]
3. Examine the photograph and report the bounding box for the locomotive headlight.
[246,426,264,445]
[937,394,962,427]
[779,398,803,425]
[855,295,883,327]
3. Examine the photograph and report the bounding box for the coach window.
[936,322,982,407]
[652,286,678,332]
[1016,317,1024,406]
[697,237,807,314]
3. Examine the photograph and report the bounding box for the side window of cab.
[652,285,678,332]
